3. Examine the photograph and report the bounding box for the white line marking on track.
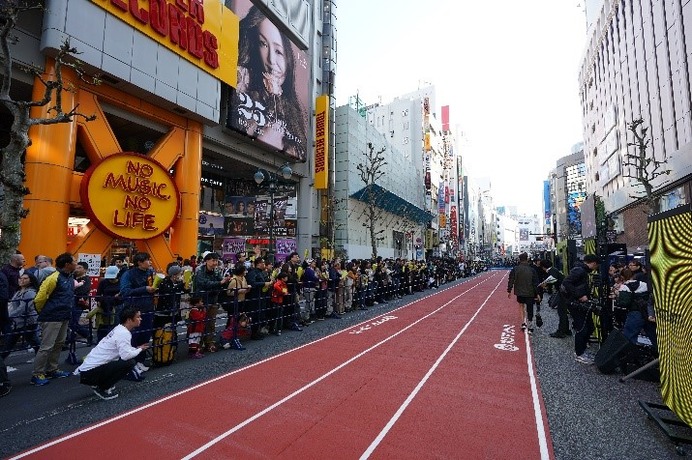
[9,274,497,460]
[181,275,497,459]
[524,327,551,460]
[359,273,507,459]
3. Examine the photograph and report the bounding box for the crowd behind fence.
[1,258,487,365]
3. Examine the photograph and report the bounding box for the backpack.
[152,325,177,366]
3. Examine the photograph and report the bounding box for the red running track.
[12,271,554,459]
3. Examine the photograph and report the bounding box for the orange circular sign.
[80,152,180,240]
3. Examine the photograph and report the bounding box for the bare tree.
[0,1,97,261]
[356,142,387,258]
[623,118,671,215]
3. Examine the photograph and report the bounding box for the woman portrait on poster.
[233,5,307,161]
[235,199,247,216]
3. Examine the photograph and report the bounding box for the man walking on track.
[507,252,540,333]
[75,306,149,400]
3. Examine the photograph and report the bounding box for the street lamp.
[254,163,293,264]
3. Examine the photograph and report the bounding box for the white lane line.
[181,276,498,459]
[9,275,495,460]
[524,327,551,460]
[359,274,507,459]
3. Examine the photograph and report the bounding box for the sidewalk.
[532,299,680,459]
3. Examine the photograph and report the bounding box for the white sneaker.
[575,354,594,365]
[135,362,149,373]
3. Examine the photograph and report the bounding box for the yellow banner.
[425,132,431,151]
[314,95,329,190]
[91,0,238,87]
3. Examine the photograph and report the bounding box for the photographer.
[561,254,601,364]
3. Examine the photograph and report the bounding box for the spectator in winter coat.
[1,253,25,299]
[120,252,157,373]
[32,253,77,386]
[2,273,40,358]
[193,252,230,353]
[90,266,122,342]
[245,258,272,340]
[507,253,540,333]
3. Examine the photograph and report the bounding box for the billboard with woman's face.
[225,0,309,162]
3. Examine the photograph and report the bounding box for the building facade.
[579,0,692,248]
[2,0,333,268]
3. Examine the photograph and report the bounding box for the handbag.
[548,292,560,309]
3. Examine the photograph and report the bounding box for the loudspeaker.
[595,329,635,374]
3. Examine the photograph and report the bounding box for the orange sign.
[91,0,238,87]
[80,153,180,240]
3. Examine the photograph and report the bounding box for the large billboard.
[225,0,309,161]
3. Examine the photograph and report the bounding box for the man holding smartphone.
[119,252,157,376]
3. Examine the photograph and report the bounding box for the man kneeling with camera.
[74,306,149,400]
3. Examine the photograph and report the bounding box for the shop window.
[102,110,166,155]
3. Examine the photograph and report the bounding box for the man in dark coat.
[561,254,601,364]
[507,252,540,333]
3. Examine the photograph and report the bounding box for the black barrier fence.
[0,269,465,362]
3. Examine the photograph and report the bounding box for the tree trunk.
[0,110,31,263]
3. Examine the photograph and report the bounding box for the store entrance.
[199,149,298,264]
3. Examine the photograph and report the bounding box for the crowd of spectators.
[0,250,485,399]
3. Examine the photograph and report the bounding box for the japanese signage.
[314,94,329,190]
[91,0,238,86]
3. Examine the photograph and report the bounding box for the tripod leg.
[619,358,659,383]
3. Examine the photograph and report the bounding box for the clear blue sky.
[334,0,587,217]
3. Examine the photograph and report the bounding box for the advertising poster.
[225,0,309,161]
[198,213,225,236]
[224,196,257,218]
[222,238,246,260]
[224,217,255,236]
[275,238,297,262]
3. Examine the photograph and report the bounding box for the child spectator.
[187,297,206,359]
[270,272,289,336]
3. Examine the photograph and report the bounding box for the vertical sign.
[314,94,329,190]
[78,253,102,277]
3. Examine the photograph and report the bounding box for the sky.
[333,0,588,217]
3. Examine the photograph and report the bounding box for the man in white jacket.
[75,306,149,400]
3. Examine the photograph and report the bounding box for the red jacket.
[187,306,206,334]
[271,280,288,305]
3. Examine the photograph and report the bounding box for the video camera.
[570,299,602,315]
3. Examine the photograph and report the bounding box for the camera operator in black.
[561,254,601,364]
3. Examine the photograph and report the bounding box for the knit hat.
[167,265,183,277]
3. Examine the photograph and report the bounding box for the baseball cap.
[203,252,219,261]
[104,266,119,279]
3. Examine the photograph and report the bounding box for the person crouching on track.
[507,252,540,333]
[187,297,206,359]
[75,307,149,400]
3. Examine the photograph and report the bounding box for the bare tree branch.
[622,118,671,215]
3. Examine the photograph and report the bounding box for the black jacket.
[507,262,539,297]
[560,262,592,301]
